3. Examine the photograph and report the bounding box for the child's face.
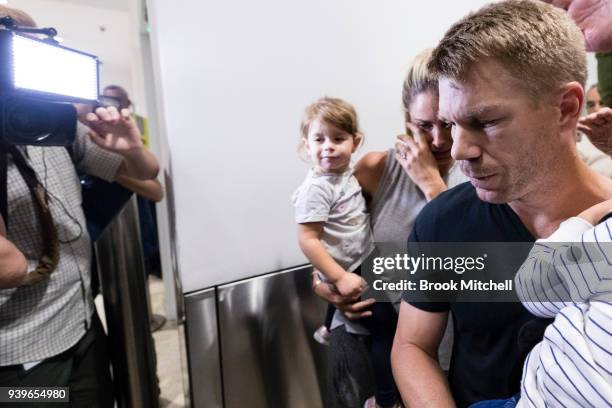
[304,119,357,173]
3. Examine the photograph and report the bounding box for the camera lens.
[0,95,76,146]
[6,99,54,142]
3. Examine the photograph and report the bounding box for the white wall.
[587,52,598,89]
[147,0,501,293]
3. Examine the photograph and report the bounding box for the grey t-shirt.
[333,150,466,367]
[293,168,374,273]
[371,149,466,244]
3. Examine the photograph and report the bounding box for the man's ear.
[557,82,584,132]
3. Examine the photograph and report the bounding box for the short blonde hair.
[0,6,36,28]
[402,48,437,122]
[429,0,586,97]
[300,97,360,140]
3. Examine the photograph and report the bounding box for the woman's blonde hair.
[402,48,437,122]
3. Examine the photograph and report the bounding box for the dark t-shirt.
[402,182,542,407]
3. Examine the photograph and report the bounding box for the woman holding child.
[301,48,465,408]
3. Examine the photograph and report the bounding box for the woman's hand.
[395,122,447,201]
[577,107,612,156]
[577,198,612,225]
[312,272,375,320]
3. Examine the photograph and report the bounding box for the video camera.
[0,16,100,146]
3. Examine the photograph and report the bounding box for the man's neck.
[509,157,612,239]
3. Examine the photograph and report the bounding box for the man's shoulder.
[419,182,479,219]
[411,182,485,241]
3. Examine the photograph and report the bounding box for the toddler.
[293,97,399,408]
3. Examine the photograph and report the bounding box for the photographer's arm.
[115,174,164,202]
[83,107,159,180]
[0,217,27,289]
[116,145,159,180]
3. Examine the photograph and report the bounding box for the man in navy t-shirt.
[390,2,612,408]
[399,183,539,407]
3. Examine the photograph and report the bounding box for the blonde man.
[391,1,612,407]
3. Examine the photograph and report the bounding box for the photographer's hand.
[84,107,159,180]
[84,106,143,151]
[543,0,612,52]
[577,107,612,156]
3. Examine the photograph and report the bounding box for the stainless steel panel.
[95,196,160,408]
[184,288,223,408]
[162,165,185,320]
[217,265,329,408]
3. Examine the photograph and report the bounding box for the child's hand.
[334,272,367,299]
[577,198,612,225]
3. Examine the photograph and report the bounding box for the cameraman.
[0,6,159,406]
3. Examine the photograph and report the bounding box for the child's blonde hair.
[300,97,361,140]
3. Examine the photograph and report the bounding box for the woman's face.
[408,90,454,176]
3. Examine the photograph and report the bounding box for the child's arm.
[298,222,365,298]
[515,199,612,317]
[576,198,612,225]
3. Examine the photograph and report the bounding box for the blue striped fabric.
[514,217,612,408]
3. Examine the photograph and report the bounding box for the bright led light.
[12,34,98,101]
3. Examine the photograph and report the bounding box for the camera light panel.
[12,34,98,101]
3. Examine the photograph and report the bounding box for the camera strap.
[0,143,7,228]
[4,146,60,286]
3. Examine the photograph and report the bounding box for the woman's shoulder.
[353,151,389,197]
